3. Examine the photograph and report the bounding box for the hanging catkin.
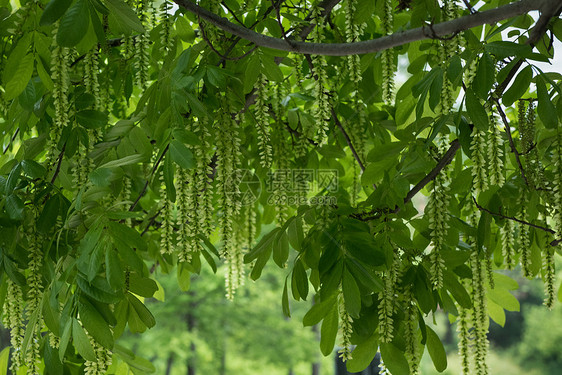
[381,0,395,104]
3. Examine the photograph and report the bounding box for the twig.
[461,0,476,13]
[199,15,258,61]
[141,207,164,236]
[271,0,293,46]
[352,139,461,221]
[3,128,19,154]
[403,139,460,206]
[494,98,529,185]
[331,108,365,172]
[472,197,557,237]
[130,144,169,211]
[50,143,66,184]
[493,0,562,97]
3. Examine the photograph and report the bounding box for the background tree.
[1,0,562,374]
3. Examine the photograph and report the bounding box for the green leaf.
[472,52,495,99]
[163,153,176,202]
[89,168,114,187]
[487,287,520,311]
[40,0,73,25]
[319,302,338,356]
[245,228,281,262]
[412,67,440,119]
[493,272,518,290]
[293,259,309,300]
[20,160,46,178]
[484,41,532,59]
[345,258,384,292]
[78,299,114,349]
[342,268,361,318]
[380,343,410,375]
[303,294,336,327]
[172,129,200,146]
[200,248,217,273]
[465,89,488,131]
[487,298,506,327]
[76,110,108,129]
[126,293,156,329]
[244,53,261,93]
[355,0,376,24]
[3,34,32,84]
[5,194,24,220]
[128,273,158,298]
[59,319,72,362]
[536,76,558,129]
[42,292,61,335]
[107,222,146,252]
[4,53,34,100]
[106,248,125,290]
[502,65,532,106]
[37,194,60,233]
[56,0,90,47]
[177,264,191,291]
[346,333,379,373]
[113,344,156,373]
[367,141,406,163]
[185,92,208,118]
[273,231,289,267]
[282,277,291,317]
[287,216,304,251]
[477,211,491,251]
[72,318,96,361]
[0,347,9,374]
[261,56,283,82]
[76,276,123,304]
[443,271,472,309]
[343,232,386,266]
[169,140,195,169]
[447,55,463,84]
[5,163,22,193]
[19,79,37,111]
[105,0,144,35]
[427,327,447,372]
[98,154,145,169]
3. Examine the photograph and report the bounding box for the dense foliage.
[1,0,562,374]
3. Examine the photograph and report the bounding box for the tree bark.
[165,353,175,375]
[172,0,556,56]
[186,291,197,375]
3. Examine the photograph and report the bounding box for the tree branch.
[493,0,562,97]
[173,0,553,56]
[403,139,460,206]
[130,144,169,211]
[471,197,560,247]
[352,139,461,221]
[493,99,529,185]
[331,107,365,172]
[50,143,66,184]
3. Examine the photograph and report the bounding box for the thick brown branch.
[173,0,553,56]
